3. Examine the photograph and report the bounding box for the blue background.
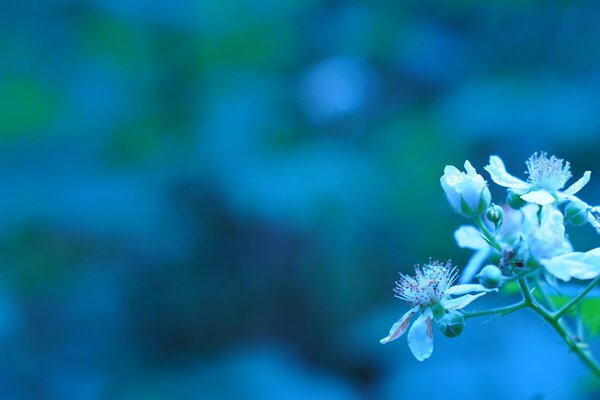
[2,0,600,399]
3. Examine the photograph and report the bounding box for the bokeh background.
[3,0,600,399]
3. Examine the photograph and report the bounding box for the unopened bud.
[506,190,526,209]
[441,161,491,218]
[439,312,465,338]
[477,264,502,289]
[486,204,504,229]
[565,200,588,227]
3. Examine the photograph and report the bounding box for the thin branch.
[553,275,600,320]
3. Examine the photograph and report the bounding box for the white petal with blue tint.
[520,190,555,205]
[541,248,600,282]
[407,311,434,361]
[563,171,591,196]
[440,292,486,310]
[464,160,477,175]
[454,226,487,250]
[446,283,495,296]
[484,156,529,190]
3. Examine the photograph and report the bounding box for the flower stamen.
[394,260,457,308]
[525,152,572,191]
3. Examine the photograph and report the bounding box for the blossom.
[380,261,494,361]
[520,204,572,261]
[518,204,600,282]
[441,161,491,217]
[484,152,591,205]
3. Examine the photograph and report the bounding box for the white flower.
[380,261,494,361]
[484,152,591,205]
[521,204,572,261]
[441,161,491,217]
[519,204,600,282]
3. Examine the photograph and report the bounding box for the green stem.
[521,277,600,378]
[517,277,535,304]
[502,268,535,283]
[469,213,600,375]
[577,302,585,340]
[529,300,600,378]
[553,275,600,320]
[462,301,526,319]
[532,275,556,312]
[473,216,503,252]
[462,259,600,376]
[461,276,600,377]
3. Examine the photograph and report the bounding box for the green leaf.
[501,281,520,295]
[550,296,600,337]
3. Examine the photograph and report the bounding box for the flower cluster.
[454,153,600,284]
[381,152,600,362]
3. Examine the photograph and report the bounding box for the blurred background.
[2,0,600,398]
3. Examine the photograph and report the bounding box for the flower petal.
[520,190,555,205]
[440,292,487,310]
[541,249,600,282]
[380,307,418,344]
[407,311,434,361]
[523,205,572,260]
[563,171,591,196]
[459,249,491,284]
[521,203,540,225]
[440,176,461,212]
[443,165,461,177]
[454,226,487,250]
[464,160,476,175]
[484,156,529,190]
[446,284,496,296]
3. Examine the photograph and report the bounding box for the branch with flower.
[380,152,600,378]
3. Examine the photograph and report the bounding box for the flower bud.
[439,312,465,338]
[477,264,502,289]
[565,200,588,226]
[506,190,526,209]
[486,204,504,229]
[441,161,491,217]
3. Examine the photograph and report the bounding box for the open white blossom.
[521,204,572,261]
[484,152,591,206]
[520,204,600,282]
[380,261,494,361]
